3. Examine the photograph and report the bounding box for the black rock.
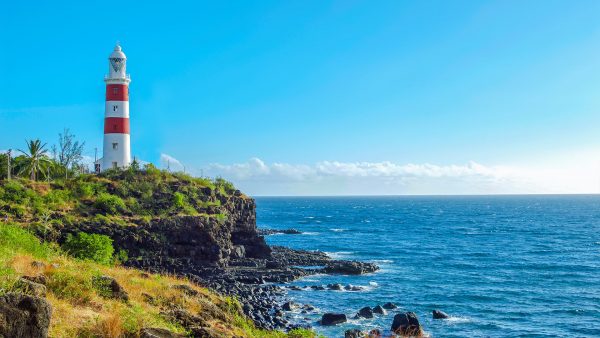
[0,293,52,338]
[258,228,303,235]
[282,301,298,311]
[391,312,422,336]
[92,276,129,301]
[345,328,365,338]
[357,306,374,319]
[327,283,344,291]
[321,260,380,275]
[321,313,347,326]
[432,309,450,319]
[382,302,397,310]
[373,305,387,315]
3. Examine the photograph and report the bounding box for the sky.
[1,1,600,195]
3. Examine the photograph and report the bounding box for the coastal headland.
[0,166,413,337]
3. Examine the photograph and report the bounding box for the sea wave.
[330,228,347,232]
[325,251,354,259]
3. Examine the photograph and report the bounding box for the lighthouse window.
[112,142,118,150]
[112,162,118,169]
[113,105,118,111]
[113,88,118,94]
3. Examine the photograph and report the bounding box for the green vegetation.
[0,166,240,227]
[62,232,115,265]
[0,224,318,337]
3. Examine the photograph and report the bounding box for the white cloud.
[160,153,185,172]
[204,158,561,195]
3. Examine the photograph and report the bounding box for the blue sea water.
[255,196,600,338]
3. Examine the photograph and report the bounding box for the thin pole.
[6,149,11,180]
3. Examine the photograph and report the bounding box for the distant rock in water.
[432,309,450,319]
[258,228,302,235]
[373,305,387,315]
[321,313,347,325]
[0,293,52,338]
[357,306,374,319]
[391,312,422,336]
[382,302,397,309]
[321,260,379,275]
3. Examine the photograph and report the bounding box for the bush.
[62,232,115,265]
[94,193,127,215]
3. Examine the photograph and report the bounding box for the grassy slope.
[0,170,318,337]
[0,224,316,338]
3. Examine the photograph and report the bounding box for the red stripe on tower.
[103,117,130,134]
[105,84,129,101]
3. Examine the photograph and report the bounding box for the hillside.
[0,224,315,337]
[0,167,319,337]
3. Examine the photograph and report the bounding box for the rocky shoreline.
[50,193,382,333]
[136,243,381,331]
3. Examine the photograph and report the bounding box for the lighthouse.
[102,43,131,171]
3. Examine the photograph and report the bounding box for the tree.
[18,139,51,181]
[53,128,85,179]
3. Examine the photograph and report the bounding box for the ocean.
[255,195,600,338]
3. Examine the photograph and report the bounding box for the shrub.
[94,193,126,215]
[62,232,115,265]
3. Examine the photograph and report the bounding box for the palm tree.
[18,139,51,181]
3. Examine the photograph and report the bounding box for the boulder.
[327,283,344,291]
[345,328,365,338]
[320,313,347,326]
[432,309,450,319]
[302,304,315,311]
[16,278,47,297]
[21,275,47,286]
[282,301,298,311]
[0,293,52,338]
[357,306,374,319]
[391,312,422,336]
[140,327,186,338]
[382,302,397,310]
[92,276,129,301]
[372,305,387,315]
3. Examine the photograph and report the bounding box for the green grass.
[0,224,320,338]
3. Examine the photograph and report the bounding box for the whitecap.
[369,281,378,287]
[302,232,319,235]
[326,251,354,259]
[330,228,347,232]
[445,316,473,324]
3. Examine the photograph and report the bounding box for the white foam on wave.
[302,232,319,235]
[330,228,347,232]
[369,281,378,287]
[445,316,473,324]
[325,251,354,259]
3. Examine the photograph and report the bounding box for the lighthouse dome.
[109,43,126,59]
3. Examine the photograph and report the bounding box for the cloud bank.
[158,153,599,196]
[202,158,544,195]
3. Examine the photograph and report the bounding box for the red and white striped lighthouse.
[102,43,131,171]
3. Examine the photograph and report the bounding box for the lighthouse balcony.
[104,74,131,84]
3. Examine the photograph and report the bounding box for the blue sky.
[1,1,600,195]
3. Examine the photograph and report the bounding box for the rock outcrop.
[391,312,422,336]
[432,309,450,319]
[0,293,52,338]
[320,313,347,326]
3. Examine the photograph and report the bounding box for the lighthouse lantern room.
[101,43,131,171]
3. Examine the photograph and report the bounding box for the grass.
[0,224,318,338]
[0,168,242,227]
